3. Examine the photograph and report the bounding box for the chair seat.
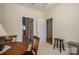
[22,51,34,55]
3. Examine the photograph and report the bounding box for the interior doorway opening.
[46,18,53,44]
[22,17,33,44]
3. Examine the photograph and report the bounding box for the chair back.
[31,36,40,55]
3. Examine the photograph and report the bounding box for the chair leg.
[53,40,56,49]
[77,47,79,55]
[68,44,70,54]
[57,40,58,48]
[60,41,62,53]
[62,41,65,51]
[68,45,72,55]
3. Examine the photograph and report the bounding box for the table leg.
[60,41,61,53]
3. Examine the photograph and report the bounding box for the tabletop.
[0,42,28,55]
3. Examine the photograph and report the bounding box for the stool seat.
[53,38,65,53]
[55,38,64,41]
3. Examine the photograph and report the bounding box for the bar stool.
[67,41,79,55]
[53,38,65,53]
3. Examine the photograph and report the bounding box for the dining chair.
[23,36,40,55]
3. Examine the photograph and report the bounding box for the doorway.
[37,19,46,42]
[46,18,53,44]
[22,17,33,44]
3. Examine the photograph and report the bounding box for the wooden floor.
[0,42,28,55]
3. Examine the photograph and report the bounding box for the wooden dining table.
[0,42,28,55]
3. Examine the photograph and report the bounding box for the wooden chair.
[23,36,40,55]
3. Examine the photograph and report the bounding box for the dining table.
[0,42,28,55]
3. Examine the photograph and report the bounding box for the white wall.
[47,4,79,42]
[2,3,79,43]
[3,4,45,42]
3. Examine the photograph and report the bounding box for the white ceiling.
[17,3,58,11]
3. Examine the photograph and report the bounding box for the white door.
[37,19,46,42]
